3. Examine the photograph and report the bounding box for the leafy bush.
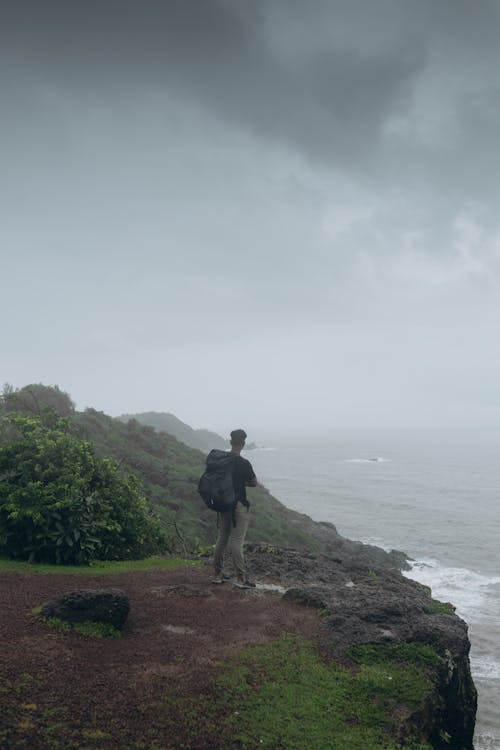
[0,414,166,564]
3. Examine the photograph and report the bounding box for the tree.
[1,383,75,418]
[0,414,166,564]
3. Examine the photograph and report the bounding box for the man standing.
[212,429,257,589]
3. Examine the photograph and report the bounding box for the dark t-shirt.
[232,455,256,507]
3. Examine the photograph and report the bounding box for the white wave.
[471,657,500,682]
[345,457,391,463]
[244,446,275,453]
[405,558,500,619]
[475,737,500,750]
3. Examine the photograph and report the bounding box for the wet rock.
[274,516,412,571]
[283,587,329,609]
[40,588,129,630]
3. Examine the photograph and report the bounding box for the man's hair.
[230,429,247,446]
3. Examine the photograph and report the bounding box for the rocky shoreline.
[289,511,412,570]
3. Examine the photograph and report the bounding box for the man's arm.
[244,459,257,487]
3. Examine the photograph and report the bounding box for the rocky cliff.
[246,543,477,750]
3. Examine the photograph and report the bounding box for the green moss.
[350,642,442,668]
[33,609,121,638]
[161,635,436,750]
[424,598,456,615]
[0,555,198,574]
[81,728,109,740]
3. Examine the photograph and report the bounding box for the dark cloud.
[2,0,500,180]
[2,1,500,428]
[1,0,426,165]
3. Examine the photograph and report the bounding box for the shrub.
[0,414,166,564]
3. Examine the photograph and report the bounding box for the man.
[212,429,257,589]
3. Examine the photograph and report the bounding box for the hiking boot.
[211,572,232,584]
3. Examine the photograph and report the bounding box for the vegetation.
[0,555,198,574]
[159,635,437,750]
[32,607,121,638]
[0,382,75,418]
[197,635,432,750]
[0,383,324,561]
[0,412,165,564]
[74,408,323,553]
[424,598,456,615]
[349,642,442,668]
[0,634,442,749]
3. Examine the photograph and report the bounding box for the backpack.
[198,450,236,513]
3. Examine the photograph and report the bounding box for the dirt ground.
[0,564,322,749]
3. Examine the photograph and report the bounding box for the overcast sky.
[2,0,500,435]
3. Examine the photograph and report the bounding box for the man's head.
[230,429,247,452]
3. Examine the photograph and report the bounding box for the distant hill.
[118,411,227,453]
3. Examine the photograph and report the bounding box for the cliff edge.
[248,543,477,750]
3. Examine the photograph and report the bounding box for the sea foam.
[405,558,500,620]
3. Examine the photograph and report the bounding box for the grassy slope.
[166,636,438,750]
[72,409,323,554]
[1,624,439,749]
[0,556,198,575]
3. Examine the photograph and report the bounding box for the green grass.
[0,636,440,749]
[32,608,122,638]
[161,635,438,750]
[0,555,199,575]
[350,642,442,668]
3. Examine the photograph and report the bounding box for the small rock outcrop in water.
[246,544,477,750]
[40,589,129,630]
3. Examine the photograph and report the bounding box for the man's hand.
[246,477,257,487]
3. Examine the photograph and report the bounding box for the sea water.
[249,432,500,750]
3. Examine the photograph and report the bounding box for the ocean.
[248,432,500,750]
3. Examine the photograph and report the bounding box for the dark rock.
[283,587,329,609]
[40,589,129,630]
[281,514,412,571]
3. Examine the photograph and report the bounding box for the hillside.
[75,408,322,553]
[0,385,321,554]
[117,411,227,452]
[0,384,407,569]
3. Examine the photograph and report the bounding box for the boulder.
[40,588,129,630]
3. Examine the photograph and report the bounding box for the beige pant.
[213,503,250,578]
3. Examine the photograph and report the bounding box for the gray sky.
[2,0,500,435]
